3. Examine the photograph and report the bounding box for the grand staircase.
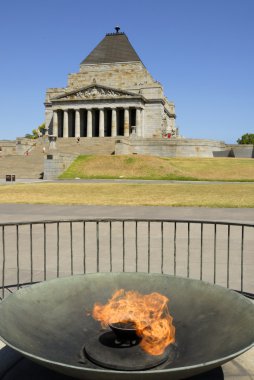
[54,137,116,155]
[0,137,117,179]
[0,142,45,179]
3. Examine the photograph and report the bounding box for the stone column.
[75,109,80,138]
[53,110,58,136]
[141,108,144,137]
[111,109,117,137]
[124,108,130,137]
[87,109,92,137]
[63,110,69,138]
[136,108,141,137]
[99,109,105,137]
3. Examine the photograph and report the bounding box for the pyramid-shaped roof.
[81,30,142,65]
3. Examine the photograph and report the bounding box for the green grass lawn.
[59,155,254,181]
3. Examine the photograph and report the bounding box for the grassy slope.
[59,155,254,181]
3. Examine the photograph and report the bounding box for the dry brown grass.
[60,156,254,181]
[0,183,254,207]
[168,157,254,180]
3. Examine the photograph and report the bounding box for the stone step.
[0,138,118,179]
[0,143,45,179]
[52,137,116,155]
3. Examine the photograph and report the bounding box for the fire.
[92,289,175,356]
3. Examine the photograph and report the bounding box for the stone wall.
[0,140,16,155]
[227,144,254,158]
[212,149,234,158]
[0,139,37,156]
[69,62,158,93]
[45,62,165,105]
[143,104,164,137]
[115,138,227,158]
[213,145,254,158]
[43,153,77,180]
[16,138,37,155]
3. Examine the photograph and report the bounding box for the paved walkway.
[1,178,254,185]
[0,204,254,224]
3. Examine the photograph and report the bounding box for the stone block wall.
[115,138,227,158]
[0,139,38,156]
[44,153,77,180]
[140,87,163,98]
[228,144,254,158]
[45,88,66,103]
[213,149,234,158]
[69,62,157,93]
[143,104,165,137]
[15,138,37,155]
[0,140,16,155]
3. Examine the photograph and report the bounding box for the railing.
[1,219,254,300]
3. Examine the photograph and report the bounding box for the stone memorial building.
[45,27,176,139]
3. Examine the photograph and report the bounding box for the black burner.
[83,330,174,371]
[109,322,138,342]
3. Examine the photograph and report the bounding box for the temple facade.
[45,28,176,139]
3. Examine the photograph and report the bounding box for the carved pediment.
[52,85,138,101]
[74,87,131,99]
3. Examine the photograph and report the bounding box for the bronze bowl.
[0,273,253,380]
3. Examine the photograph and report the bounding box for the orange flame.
[92,289,175,356]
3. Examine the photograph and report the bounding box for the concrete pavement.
[0,204,254,224]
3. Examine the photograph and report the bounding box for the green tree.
[25,123,46,139]
[237,133,254,144]
[24,133,34,139]
[38,123,46,134]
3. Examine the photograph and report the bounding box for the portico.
[52,106,143,138]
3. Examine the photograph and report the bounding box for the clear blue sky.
[0,0,253,143]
